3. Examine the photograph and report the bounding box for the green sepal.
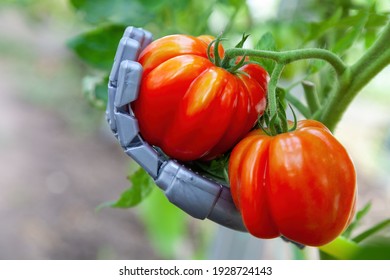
[234,33,250,48]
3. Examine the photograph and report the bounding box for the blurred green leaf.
[364,10,390,48]
[67,24,125,70]
[332,10,369,54]
[336,11,389,29]
[353,218,390,243]
[252,32,277,74]
[366,11,390,27]
[364,28,378,49]
[103,168,155,209]
[343,202,372,239]
[69,0,154,25]
[304,8,343,44]
[82,75,108,110]
[351,236,390,260]
[138,185,188,258]
[217,0,246,8]
[304,7,389,52]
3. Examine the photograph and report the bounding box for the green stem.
[286,91,311,118]
[214,38,222,66]
[267,63,285,131]
[352,218,390,243]
[319,21,390,131]
[319,236,360,260]
[223,48,347,75]
[302,80,320,116]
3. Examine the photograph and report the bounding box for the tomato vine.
[222,21,390,133]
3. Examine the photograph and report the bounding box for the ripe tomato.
[132,34,268,161]
[228,120,356,246]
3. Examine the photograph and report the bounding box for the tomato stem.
[267,63,286,134]
[224,48,347,76]
[319,21,390,131]
[285,91,311,119]
[302,81,320,116]
[214,36,222,67]
[318,236,360,260]
[224,20,390,133]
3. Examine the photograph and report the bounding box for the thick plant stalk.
[319,21,390,131]
[319,236,360,260]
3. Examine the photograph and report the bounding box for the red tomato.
[132,34,268,161]
[228,120,356,246]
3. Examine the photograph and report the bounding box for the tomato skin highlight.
[132,34,268,161]
[228,120,357,246]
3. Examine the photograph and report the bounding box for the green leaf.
[190,156,230,185]
[352,218,390,244]
[105,168,155,209]
[138,186,188,258]
[332,10,369,54]
[351,236,390,260]
[365,12,390,28]
[255,32,276,51]
[333,6,389,30]
[217,0,246,9]
[343,202,372,239]
[364,28,378,49]
[82,75,108,110]
[252,32,277,74]
[363,8,390,49]
[69,0,154,26]
[67,24,125,71]
[304,8,343,43]
[304,8,389,51]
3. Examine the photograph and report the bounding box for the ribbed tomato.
[132,34,268,161]
[228,120,357,246]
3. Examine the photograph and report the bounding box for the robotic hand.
[106,26,246,232]
[106,26,304,249]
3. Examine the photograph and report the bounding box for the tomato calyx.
[207,33,251,75]
[207,33,295,137]
[206,35,225,66]
[258,89,298,136]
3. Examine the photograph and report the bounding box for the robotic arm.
[106,26,304,249]
[106,26,246,232]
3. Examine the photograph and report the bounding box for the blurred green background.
[0,0,389,259]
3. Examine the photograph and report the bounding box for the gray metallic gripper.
[106,26,305,249]
[106,26,246,232]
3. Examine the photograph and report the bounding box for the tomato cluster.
[131,34,356,247]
